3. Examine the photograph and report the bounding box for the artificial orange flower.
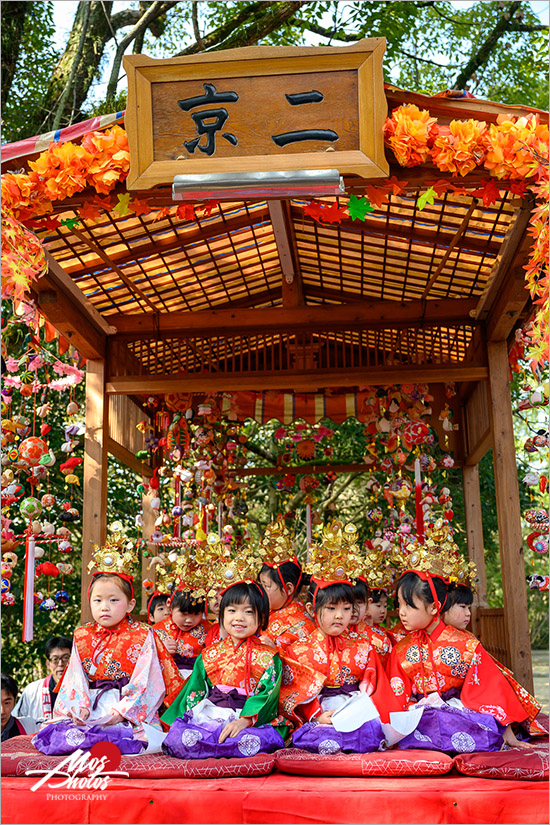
[483,114,549,180]
[384,104,438,167]
[430,119,487,176]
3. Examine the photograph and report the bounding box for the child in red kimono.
[349,579,392,666]
[257,517,315,651]
[33,544,183,756]
[147,591,170,625]
[162,581,288,758]
[154,589,210,679]
[386,571,534,753]
[443,583,546,737]
[281,579,400,754]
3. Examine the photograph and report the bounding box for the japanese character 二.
[178,83,239,156]
[272,90,339,147]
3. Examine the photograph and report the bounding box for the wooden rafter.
[109,297,478,339]
[105,363,489,395]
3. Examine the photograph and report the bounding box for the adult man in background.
[13,636,72,724]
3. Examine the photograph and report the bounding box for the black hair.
[369,589,388,604]
[45,636,72,659]
[89,573,134,600]
[1,673,18,700]
[396,571,449,612]
[351,579,368,604]
[147,593,169,620]
[307,580,354,613]
[443,583,473,611]
[170,590,205,615]
[260,560,304,599]
[219,582,270,632]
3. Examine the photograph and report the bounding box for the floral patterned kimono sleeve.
[161,655,210,726]
[151,633,185,706]
[241,656,282,726]
[360,648,404,723]
[49,644,91,722]
[108,630,167,726]
[386,646,413,711]
[459,644,529,726]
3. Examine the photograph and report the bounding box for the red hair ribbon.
[263,556,303,596]
[311,577,352,612]
[401,569,448,614]
[87,571,134,601]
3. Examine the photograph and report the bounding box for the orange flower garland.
[482,115,549,180]
[383,104,439,167]
[430,119,487,177]
[1,125,130,222]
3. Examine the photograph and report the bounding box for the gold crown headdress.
[306,520,364,583]
[172,548,208,601]
[364,537,395,592]
[258,515,298,568]
[87,533,139,579]
[398,519,477,589]
[202,532,261,595]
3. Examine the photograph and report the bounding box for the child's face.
[259,572,287,611]
[316,600,353,637]
[351,599,367,624]
[207,589,223,617]
[444,602,471,631]
[1,689,15,730]
[397,590,437,633]
[222,599,259,642]
[152,602,170,623]
[90,578,135,628]
[367,595,388,626]
[171,607,202,632]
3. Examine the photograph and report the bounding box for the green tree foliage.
[2,1,547,142]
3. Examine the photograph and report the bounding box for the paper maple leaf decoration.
[417,187,436,210]
[347,194,374,221]
[112,192,131,217]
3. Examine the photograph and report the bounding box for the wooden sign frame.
[123,39,389,190]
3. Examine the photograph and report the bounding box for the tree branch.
[178,1,307,56]
[452,0,522,90]
[106,0,178,99]
[52,1,91,129]
[176,2,273,56]
[191,1,204,51]
[243,440,277,464]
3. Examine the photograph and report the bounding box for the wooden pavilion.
[2,40,544,692]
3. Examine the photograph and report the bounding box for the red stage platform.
[2,772,548,825]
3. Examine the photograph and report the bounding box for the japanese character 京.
[178,83,239,156]
[272,90,338,147]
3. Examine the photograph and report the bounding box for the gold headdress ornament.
[258,515,298,568]
[172,547,208,601]
[398,518,477,589]
[364,537,395,591]
[204,532,261,595]
[306,520,364,584]
[87,533,139,579]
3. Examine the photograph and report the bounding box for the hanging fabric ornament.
[527,532,549,555]
[18,437,49,467]
[39,598,56,611]
[54,590,69,604]
[20,497,43,519]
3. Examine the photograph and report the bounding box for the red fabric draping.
[166,390,382,424]
[2,774,548,824]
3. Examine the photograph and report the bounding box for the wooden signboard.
[123,39,389,190]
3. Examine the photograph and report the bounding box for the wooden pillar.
[487,341,533,691]
[140,491,157,616]
[462,464,488,637]
[80,360,108,624]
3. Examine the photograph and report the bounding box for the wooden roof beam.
[32,252,115,359]
[109,297,478,339]
[269,200,304,307]
[471,194,534,334]
[106,363,489,395]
